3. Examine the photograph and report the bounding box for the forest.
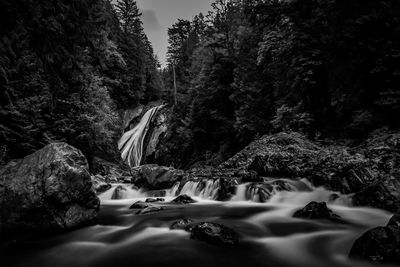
[2,0,399,170]
[0,0,163,166]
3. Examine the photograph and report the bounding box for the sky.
[135,0,214,66]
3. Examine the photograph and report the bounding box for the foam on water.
[8,178,391,267]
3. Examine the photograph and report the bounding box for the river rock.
[111,185,128,200]
[91,157,131,183]
[131,164,185,190]
[293,202,341,221]
[145,198,165,203]
[136,206,164,215]
[0,143,99,239]
[190,222,240,246]
[170,219,194,230]
[172,194,197,204]
[349,214,400,265]
[129,201,151,209]
[91,175,112,194]
[352,181,400,213]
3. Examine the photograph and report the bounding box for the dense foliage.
[0,0,163,165]
[1,0,399,170]
[161,0,400,168]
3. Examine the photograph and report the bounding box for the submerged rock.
[0,143,99,239]
[172,194,197,204]
[293,202,342,221]
[111,185,128,200]
[136,206,164,215]
[190,222,240,246]
[170,219,194,230]
[350,214,400,265]
[352,181,400,213]
[129,201,151,209]
[145,198,165,203]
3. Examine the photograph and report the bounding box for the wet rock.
[293,202,342,221]
[91,157,131,183]
[237,170,261,183]
[91,175,112,194]
[172,194,197,204]
[136,206,164,215]
[388,213,400,227]
[129,201,151,209]
[131,164,185,190]
[144,107,168,159]
[170,219,194,230]
[221,132,377,194]
[216,178,237,201]
[349,225,400,265]
[123,105,144,131]
[352,181,400,213]
[145,198,165,203]
[111,185,127,200]
[190,222,240,246]
[146,190,167,197]
[222,132,320,176]
[0,143,99,239]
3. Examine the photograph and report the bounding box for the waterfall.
[98,184,147,200]
[229,178,351,205]
[178,179,220,199]
[118,105,164,167]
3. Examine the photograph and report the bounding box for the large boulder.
[0,143,99,239]
[350,214,400,265]
[352,181,400,213]
[131,164,185,190]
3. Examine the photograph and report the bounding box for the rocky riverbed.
[1,130,400,266]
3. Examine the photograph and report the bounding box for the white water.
[118,105,164,167]
[7,179,393,267]
[99,179,221,202]
[98,184,147,202]
[178,179,220,199]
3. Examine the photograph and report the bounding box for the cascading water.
[118,105,164,167]
[4,111,393,267]
[98,184,147,201]
[4,176,393,267]
[178,179,220,199]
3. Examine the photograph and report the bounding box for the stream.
[1,179,396,267]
